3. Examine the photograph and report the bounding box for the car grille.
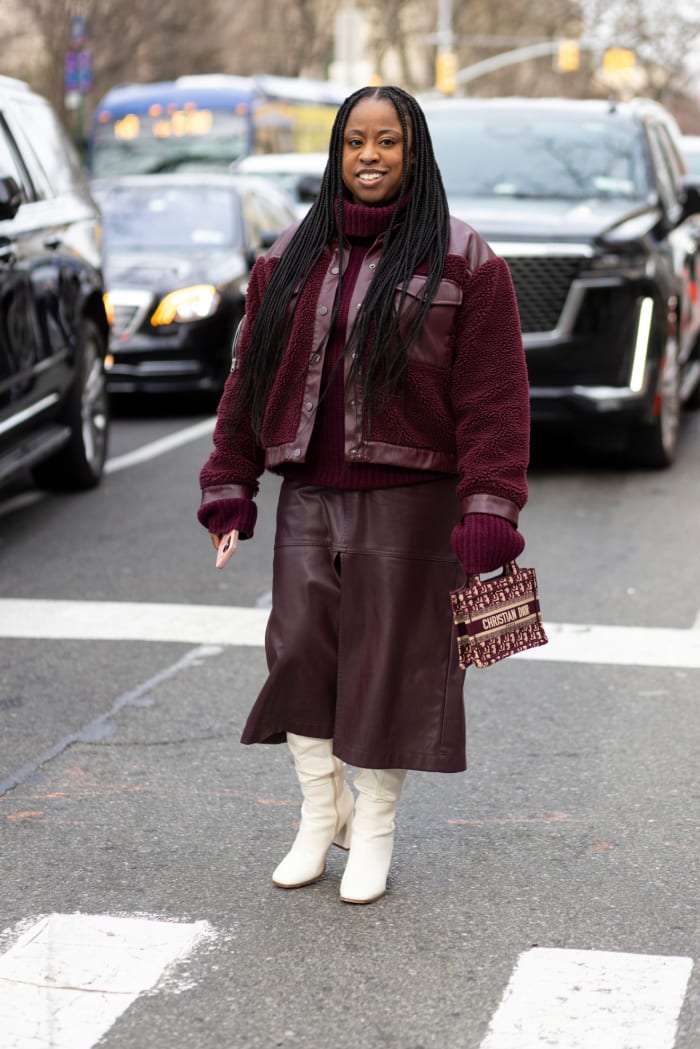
[503,255,584,334]
[111,303,143,338]
[107,290,153,340]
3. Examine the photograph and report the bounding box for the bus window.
[89,75,346,177]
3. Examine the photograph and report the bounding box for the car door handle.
[43,235,62,250]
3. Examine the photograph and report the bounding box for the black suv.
[0,75,109,491]
[424,96,700,467]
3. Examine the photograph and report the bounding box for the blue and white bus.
[89,74,348,177]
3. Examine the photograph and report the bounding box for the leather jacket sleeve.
[450,255,530,510]
[198,257,270,496]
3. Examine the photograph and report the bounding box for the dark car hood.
[446,195,658,242]
[104,249,245,289]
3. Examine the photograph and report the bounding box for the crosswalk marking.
[1,599,700,669]
[0,914,213,1049]
[0,923,692,1049]
[479,948,693,1049]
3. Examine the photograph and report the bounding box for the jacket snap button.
[369,263,376,270]
[292,448,302,458]
[305,401,313,411]
[331,266,339,274]
[319,305,328,315]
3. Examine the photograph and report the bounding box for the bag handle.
[464,560,519,587]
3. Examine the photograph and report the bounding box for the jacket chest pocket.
[396,275,462,368]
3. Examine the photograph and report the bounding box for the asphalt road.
[0,398,698,1049]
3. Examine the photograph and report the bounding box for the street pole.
[437,0,453,53]
[435,0,457,95]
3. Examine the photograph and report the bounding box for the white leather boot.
[339,768,407,904]
[272,734,354,889]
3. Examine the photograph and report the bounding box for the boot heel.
[333,810,353,850]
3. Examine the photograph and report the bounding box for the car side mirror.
[680,176,700,220]
[259,229,280,249]
[297,174,322,204]
[0,174,23,220]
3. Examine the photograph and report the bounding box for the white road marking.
[479,947,693,1049]
[0,419,216,521]
[516,621,700,669]
[0,913,213,1049]
[104,417,215,474]
[0,599,268,648]
[1,600,700,669]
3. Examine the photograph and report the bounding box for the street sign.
[64,52,78,92]
[65,49,92,93]
[70,15,87,46]
[78,50,92,92]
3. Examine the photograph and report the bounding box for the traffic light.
[603,48,635,75]
[556,39,580,72]
[435,51,458,95]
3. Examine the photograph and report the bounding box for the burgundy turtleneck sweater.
[278,198,448,491]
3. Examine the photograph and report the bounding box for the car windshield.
[427,109,649,201]
[96,185,240,250]
[91,112,250,176]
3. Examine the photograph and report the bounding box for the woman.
[197,85,530,904]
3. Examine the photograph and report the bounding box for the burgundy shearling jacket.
[199,215,530,532]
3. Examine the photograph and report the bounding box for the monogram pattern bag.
[450,561,548,669]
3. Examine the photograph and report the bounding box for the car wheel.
[628,332,681,469]
[33,318,110,490]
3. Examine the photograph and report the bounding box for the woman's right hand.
[211,530,239,569]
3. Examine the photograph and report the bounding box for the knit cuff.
[450,512,525,575]
[197,498,257,540]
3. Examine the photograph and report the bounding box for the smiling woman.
[197,85,532,906]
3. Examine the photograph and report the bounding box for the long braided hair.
[237,85,451,437]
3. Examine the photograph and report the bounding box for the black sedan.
[91,173,298,397]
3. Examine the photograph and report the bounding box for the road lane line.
[0,644,222,796]
[479,947,693,1049]
[0,913,213,1049]
[103,417,215,474]
[1,600,700,669]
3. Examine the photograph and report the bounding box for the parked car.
[91,172,298,397]
[423,96,700,467]
[0,75,110,491]
[232,152,327,217]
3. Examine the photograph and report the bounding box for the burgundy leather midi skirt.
[240,477,467,772]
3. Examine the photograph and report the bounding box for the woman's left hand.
[451,514,524,575]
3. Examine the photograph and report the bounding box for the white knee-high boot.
[272,734,354,889]
[339,768,407,904]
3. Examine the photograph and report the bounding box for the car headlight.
[103,292,114,326]
[599,208,659,246]
[150,285,220,325]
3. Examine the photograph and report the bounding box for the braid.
[235,85,450,437]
